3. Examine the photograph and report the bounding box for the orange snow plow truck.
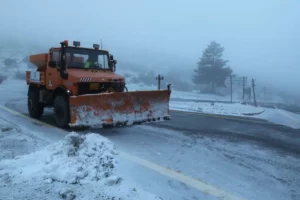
[26,40,171,128]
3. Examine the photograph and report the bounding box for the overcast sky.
[1,0,299,93]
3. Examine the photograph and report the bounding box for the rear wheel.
[28,89,44,119]
[53,95,70,128]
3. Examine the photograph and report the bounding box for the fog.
[1,0,300,96]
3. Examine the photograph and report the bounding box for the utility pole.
[156,74,164,90]
[252,78,257,107]
[242,76,246,101]
[230,75,233,103]
[249,87,251,101]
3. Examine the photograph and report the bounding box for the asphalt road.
[154,110,300,155]
[3,99,300,200]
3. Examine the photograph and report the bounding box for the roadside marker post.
[156,74,164,90]
[252,78,257,107]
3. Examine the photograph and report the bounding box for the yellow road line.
[0,105,63,132]
[171,109,271,124]
[0,105,246,200]
[120,152,246,200]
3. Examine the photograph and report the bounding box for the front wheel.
[53,95,70,128]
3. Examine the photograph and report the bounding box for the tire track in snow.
[274,106,300,125]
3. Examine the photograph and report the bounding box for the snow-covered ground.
[126,82,287,104]
[0,129,159,200]
[170,101,264,115]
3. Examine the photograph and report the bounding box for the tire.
[28,89,44,119]
[53,95,70,128]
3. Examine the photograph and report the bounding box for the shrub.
[3,58,17,66]
[14,70,26,80]
[0,74,7,84]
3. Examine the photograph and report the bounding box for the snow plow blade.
[69,90,171,128]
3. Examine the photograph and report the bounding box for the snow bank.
[257,108,300,129]
[0,132,117,184]
[0,117,49,161]
[0,132,160,199]
[170,101,264,116]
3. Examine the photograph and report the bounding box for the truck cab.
[26,40,171,129]
[26,40,125,126]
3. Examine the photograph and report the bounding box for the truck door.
[46,49,61,90]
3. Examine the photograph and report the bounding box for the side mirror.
[110,60,117,72]
[48,61,57,67]
[109,55,114,60]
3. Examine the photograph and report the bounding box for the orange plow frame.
[69,90,171,128]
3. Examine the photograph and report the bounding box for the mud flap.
[69,90,171,128]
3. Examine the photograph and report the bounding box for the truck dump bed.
[30,53,48,69]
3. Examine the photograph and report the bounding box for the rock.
[59,188,76,200]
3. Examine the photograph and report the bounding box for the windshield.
[65,47,110,69]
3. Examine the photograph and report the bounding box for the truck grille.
[78,82,125,95]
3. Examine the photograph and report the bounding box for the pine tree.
[193,41,233,93]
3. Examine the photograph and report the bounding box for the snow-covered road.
[0,78,300,200]
[0,100,229,200]
[0,107,212,200]
[1,95,300,200]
